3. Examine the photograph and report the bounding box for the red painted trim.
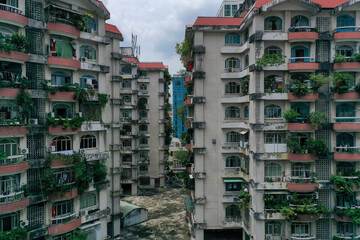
[288,93,319,100]
[288,183,319,192]
[0,198,30,214]
[334,62,360,70]
[334,123,360,131]
[288,32,319,40]
[334,153,360,161]
[288,154,318,161]
[0,126,29,136]
[334,92,360,100]
[0,161,29,174]
[0,10,28,26]
[334,31,360,40]
[48,189,78,201]
[334,214,352,222]
[297,214,319,222]
[47,22,80,38]
[49,158,73,168]
[0,50,28,62]
[48,217,81,235]
[48,91,75,100]
[47,57,81,69]
[184,99,192,106]
[48,125,81,134]
[0,88,19,97]
[288,123,317,131]
[288,62,319,70]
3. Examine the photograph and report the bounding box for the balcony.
[221,42,249,54]
[48,189,78,201]
[48,91,76,100]
[137,76,150,83]
[222,217,243,228]
[222,195,239,203]
[334,92,360,101]
[0,125,28,136]
[0,50,28,63]
[221,95,249,104]
[0,4,28,27]
[221,68,248,79]
[49,215,81,235]
[288,154,318,162]
[290,235,315,240]
[287,123,317,131]
[48,125,81,134]
[334,27,360,41]
[47,22,80,39]
[0,195,29,214]
[262,32,287,41]
[334,118,360,131]
[288,93,319,101]
[0,88,20,97]
[221,145,240,153]
[47,57,81,70]
[288,181,319,192]
[334,148,360,161]
[288,58,319,71]
[81,207,110,223]
[288,32,319,42]
[334,61,360,72]
[0,157,28,174]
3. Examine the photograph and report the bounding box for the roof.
[254,0,350,8]
[138,62,167,69]
[106,23,121,35]
[96,0,110,14]
[120,201,145,217]
[123,57,138,64]
[193,17,244,26]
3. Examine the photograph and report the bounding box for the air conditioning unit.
[79,210,88,216]
[28,118,38,125]
[313,192,319,200]
[20,220,29,228]
[286,195,292,201]
[76,112,83,117]
[266,235,273,240]
[20,148,29,155]
[47,146,55,152]
[81,56,88,62]
[79,149,86,155]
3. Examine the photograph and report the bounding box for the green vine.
[175,39,193,63]
[15,87,33,121]
[238,187,251,210]
[0,32,29,54]
[0,227,28,240]
[257,54,286,67]
[46,115,86,130]
[330,172,360,198]
[289,81,309,97]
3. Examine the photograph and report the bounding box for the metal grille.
[316,41,330,63]
[317,189,331,209]
[316,159,331,181]
[26,28,44,55]
[31,99,46,125]
[85,228,97,240]
[27,203,45,230]
[26,63,44,90]
[27,169,43,194]
[25,0,44,21]
[27,134,45,161]
[316,17,330,32]
[316,219,331,240]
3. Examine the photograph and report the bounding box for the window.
[54,168,75,185]
[122,140,131,147]
[291,163,310,178]
[265,221,282,235]
[225,156,241,167]
[336,193,356,208]
[123,125,131,133]
[232,5,238,16]
[336,45,354,58]
[337,162,355,176]
[139,151,148,158]
[336,133,354,151]
[140,138,148,145]
[337,15,355,32]
[53,200,73,219]
[265,46,282,55]
[264,104,282,118]
[83,16,97,32]
[122,81,131,89]
[80,45,96,60]
[291,223,310,237]
[225,106,240,118]
[226,131,240,143]
[140,177,150,185]
[265,163,282,178]
[291,45,310,62]
[123,155,132,163]
[80,193,97,209]
[224,4,231,16]
[225,58,241,69]
[53,103,73,118]
[51,71,71,86]
[122,110,132,118]
[139,125,148,132]
[0,27,13,38]
[264,16,282,30]
[121,66,132,75]
[337,222,355,236]
[291,103,310,116]
[265,133,285,144]
[244,28,249,42]
[139,111,148,118]
[139,84,147,90]
[80,74,98,90]
[0,174,20,196]
[244,106,249,118]
[80,135,96,149]
[52,136,72,152]
[226,205,241,218]
[265,75,283,92]
[139,165,148,172]
[225,182,242,191]
[0,212,19,232]
[245,55,249,67]
[0,138,18,156]
[336,103,355,122]
[292,15,310,27]
[225,82,240,94]
[225,33,241,45]
[122,95,132,103]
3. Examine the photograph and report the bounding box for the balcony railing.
[0,3,22,14]
[289,57,315,63]
[335,146,360,152]
[0,155,26,165]
[289,26,316,32]
[0,190,24,204]
[224,216,242,222]
[335,26,360,32]
[223,68,242,73]
[290,176,316,184]
[291,236,315,240]
[335,117,360,122]
[51,213,76,225]
[335,234,360,239]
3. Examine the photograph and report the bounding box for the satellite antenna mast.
[131,32,140,58]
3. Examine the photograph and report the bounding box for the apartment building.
[118,53,170,195]
[216,0,244,18]
[0,0,125,239]
[173,74,188,139]
[182,0,360,239]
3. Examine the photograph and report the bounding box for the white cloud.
[102,0,222,74]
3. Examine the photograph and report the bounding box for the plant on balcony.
[181,131,192,145]
[334,54,347,63]
[238,187,251,210]
[350,53,360,63]
[289,81,309,97]
[280,203,328,220]
[93,160,107,183]
[283,109,301,123]
[120,129,127,135]
[305,138,329,157]
[175,150,191,167]
[334,207,360,224]
[46,115,86,130]
[73,230,88,240]
[0,227,28,239]
[257,54,286,67]
[240,77,249,95]
[263,194,288,211]
[45,153,82,166]
[309,111,327,129]
[309,74,331,91]
[330,172,360,197]
[175,39,193,63]
[0,33,30,54]
[74,158,90,194]
[15,87,33,121]
[287,135,304,154]
[331,72,354,94]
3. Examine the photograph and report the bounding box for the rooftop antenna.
[131,32,140,58]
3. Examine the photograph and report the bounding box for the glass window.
[139,84,147,90]
[291,223,310,237]
[291,163,310,178]
[0,212,19,232]
[226,131,240,143]
[225,182,242,191]
[123,125,131,133]
[264,16,282,30]
[139,151,148,158]
[337,222,355,236]
[336,45,354,58]
[336,103,355,122]
[291,103,310,116]
[122,81,131,89]
[264,104,282,118]
[265,163,282,178]
[0,138,18,156]
[225,57,241,69]
[140,177,150,185]
[265,46,282,55]
[140,138,148,145]
[266,221,282,235]
[53,103,73,118]
[139,125,148,132]
[139,165,148,172]
[0,174,20,196]
[83,16,97,32]
[224,5,231,16]
[80,74,98,90]
[80,135,96,149]
[80,193,97,209]
[53,200,73,218]
[226,205,241,218]
[53,168,75,185]
[51,71,71,86]
[292,15,310,27]
[337,162,355,176]
[225,156,241,167]
[265,133,285,144]
[122,140,131,147]
[52,136,72,152]
[244,106,249,118]
[244,28,249,42]
[225,106,240,118]
[291,45,310,62]
[122,110,132,118]
[0,27,13,38]
[123,155,132,163]
[337,14,355,32]
[80,45,96,60]
[245,55,249,67]
[225,33,241,45]
[336,133,354,150]
[121,66,132,75]
[225,82,240,94]
[139,111,148,118]
[122,95,132,103]
[232,5,238,16]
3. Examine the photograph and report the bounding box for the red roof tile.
[97,1,110,13]
[138,62,166,69]
[123,57,138,64]
[106,24,122,35]
[254,0,350,8]
[193,17,244,26]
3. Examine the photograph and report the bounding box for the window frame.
[264,16,283,31]
[80,134,97,149]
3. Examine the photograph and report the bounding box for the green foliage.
[97,93,109,108]
[164,70,172,86]
[177,106,187,122]
[238,187,251,210]
[165,119,174,146]
[0,32,29,54]
[287,135,304,154]
[289,81,309,97]
[72,230,88,240]
[331,72,354,94]
[74,159,90,194]
[334,54,347,63]
[241,77,249,95]
[350,52,360,62]
[93,160,107,183]
[181,131,191,145]
[310,74,331,91]
[22,184,29,197]
[283,109,300,123]
[334,207,360,224]
[0,227,28,240]
[46,115,86,130]
[287,135,329,156]
[309,111,327,129]
[257,54,286,67]
[174,150,191,166]
[330,172,360,198]
[175,39,193,63]
[15,87,33,120]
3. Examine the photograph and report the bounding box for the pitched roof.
[105,23,121,35]
[123,57,138,64]
[193,17,244,26]
[138,62,166,69]
[254,0,350,8]
[96,0,110,14]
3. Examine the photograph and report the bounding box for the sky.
[101,0,222,75]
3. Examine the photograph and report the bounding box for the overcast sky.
[101,0,222,75]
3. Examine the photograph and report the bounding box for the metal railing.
[289,26,316,32]
[289,57,315,63]
[335,146,360,152]
[0,3,22,14]
[289,176,316,184]
[291,236,315,240]
[0,155,26,165]
[0,190,24,203]
[335,26,360,32]
[51,213,76,225]
[334,234,360,239]
[223,67,242,73]
[335,117,360,123]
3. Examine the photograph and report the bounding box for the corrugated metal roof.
[120,201,142,217]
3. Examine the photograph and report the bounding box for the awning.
[224,179,243,183]
[240,130,249,135]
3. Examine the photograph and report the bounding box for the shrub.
[334,54,347,63]
[283,109,300,123]
[309,111,327,129]
[257,54,286,67]
[331,72,354,94]
[310,74,331,91]
[289,81,309,97]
